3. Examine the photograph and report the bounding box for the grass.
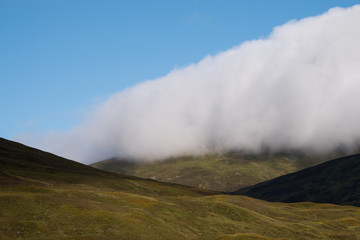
[1,138,360,239]
[1,186,360,240]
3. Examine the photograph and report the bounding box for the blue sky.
[1,0,359,140]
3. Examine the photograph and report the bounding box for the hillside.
[91,152,330,192]
[1,137,360,239]
[234,153,360,206]
[0,137,213,197]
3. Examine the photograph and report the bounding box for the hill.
[1,137,360,239]
[91,152,331,192]
[234,153,360,206]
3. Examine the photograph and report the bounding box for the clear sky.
[1,0,359,140]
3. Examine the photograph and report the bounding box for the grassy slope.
[91,152,329,192]
[1,138,360,240]
[234,154,360,206]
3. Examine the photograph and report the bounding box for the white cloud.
[23,5,360,163]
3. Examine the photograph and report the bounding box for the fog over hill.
[21,5,360,163]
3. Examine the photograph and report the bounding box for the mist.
[24,5,360,163]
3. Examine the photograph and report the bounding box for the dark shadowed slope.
[233,153,360,206]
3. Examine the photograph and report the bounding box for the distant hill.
[1,137,360,239]
[91,152,331,192]
[233,153,360,206]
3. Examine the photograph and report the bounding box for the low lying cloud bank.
[25,5,360,163]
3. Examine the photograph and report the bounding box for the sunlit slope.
[91,153,328,192]
[234,153,360,206]
[1,138,360,240]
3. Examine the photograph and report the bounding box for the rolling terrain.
[234,153,360,206]
[1,137,360,239]
[91,152,332,192]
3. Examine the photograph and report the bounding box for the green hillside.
[1,138,360,240]
[234,153,360,206]
[91,152,329,192]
